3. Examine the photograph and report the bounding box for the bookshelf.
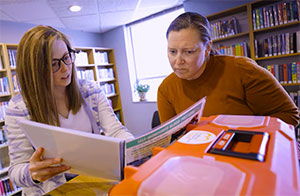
[206,0,300,110]
[74,47,124,123]
[0,43,21,196]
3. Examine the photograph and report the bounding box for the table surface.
[46,175,119,196]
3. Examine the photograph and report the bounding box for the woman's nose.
[60,60,68,72]
[175,54,185,64]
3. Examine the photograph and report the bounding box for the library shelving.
[206,0,300,110]
[74,47,124,123]
[0,43,21,196]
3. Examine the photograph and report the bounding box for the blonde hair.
[16,25,82,126]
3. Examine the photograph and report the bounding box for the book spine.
[289,2,294,22]
[292,1,298,21]
[292,62,297,83]
[254,39,259,58]
[253,10,257,30]
[275,64,279,81]
[264,38,268,57]
[259,7,264,28]
[290,32,294,53]
[283,63,288,84]
[269,6,274,27]
[256,9,260,29]
[281,33,286,55]
[279,64,283,83]
[297,31,300,53]
[287,63,292,84]
[273,4,279,26]
[268,37,272,56]
[283,2,288,24]
[286,32,290,54]
[297,0,300,21]
[297,62,300,83]
[272,35,278,56]
[278,3,283,25]
[263,7,268,27]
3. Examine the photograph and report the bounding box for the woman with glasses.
[5,25,133,195]
[158,12,299,127]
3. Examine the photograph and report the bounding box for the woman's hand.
[29,147,71,183]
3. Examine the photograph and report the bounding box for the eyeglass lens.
[52,52,75,73]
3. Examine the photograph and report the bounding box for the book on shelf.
[0,177,21,195]
[19,97,206,180]
[210,17,239,40]
[94,51,109,64]
[253,1,300,29]
[265,61,300,85]
[74,51,89,66]
[252,10,257,30]
[0,55,3,70]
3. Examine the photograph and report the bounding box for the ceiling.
[0,0,185,33]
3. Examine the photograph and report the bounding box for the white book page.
[19,119,124,181]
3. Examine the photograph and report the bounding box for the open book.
[19,120,125,181]
[19,97,206,180]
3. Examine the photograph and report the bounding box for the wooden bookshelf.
[207,0,300,108]
[74,47,124,124]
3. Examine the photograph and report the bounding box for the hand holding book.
[29,147,71,183]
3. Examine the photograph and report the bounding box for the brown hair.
[166,12,218,55]
[16,25,82,126]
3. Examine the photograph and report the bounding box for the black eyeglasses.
[52,50,76,73]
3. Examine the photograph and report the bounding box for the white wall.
[0,20,103,47]
[101,27,158,136]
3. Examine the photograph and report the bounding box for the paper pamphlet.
[126,97,206,166]
[19,120,125,181]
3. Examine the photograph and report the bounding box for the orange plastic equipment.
[109,115,300,195]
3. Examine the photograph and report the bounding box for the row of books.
[74,50,89,66]
[7,49,17,68]
[98,68,114,80]
[264,62,300,84]
[252,0,300,30]
[0,102,8,121]
[0,77,10,95]
[100,83,115,96]
[94,51,109,65]
[216,42,248,57]
[289,91,300,109]
[210,17,239,40]
[255,31,300,58]
[0,177,21,196]
[0,129,7,145]
[76,69,94,81]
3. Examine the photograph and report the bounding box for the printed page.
[19,120,124,181]
[126,97,206,166]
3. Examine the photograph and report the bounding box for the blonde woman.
[5,25,133,195]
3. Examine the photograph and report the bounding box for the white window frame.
[125,6,184,102]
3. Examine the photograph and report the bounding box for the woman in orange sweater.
[157,12,299,127]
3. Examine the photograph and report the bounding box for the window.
[125,7,184,102]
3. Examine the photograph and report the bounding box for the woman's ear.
[205,40,213,58]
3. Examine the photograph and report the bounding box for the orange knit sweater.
[157,55,299,127]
